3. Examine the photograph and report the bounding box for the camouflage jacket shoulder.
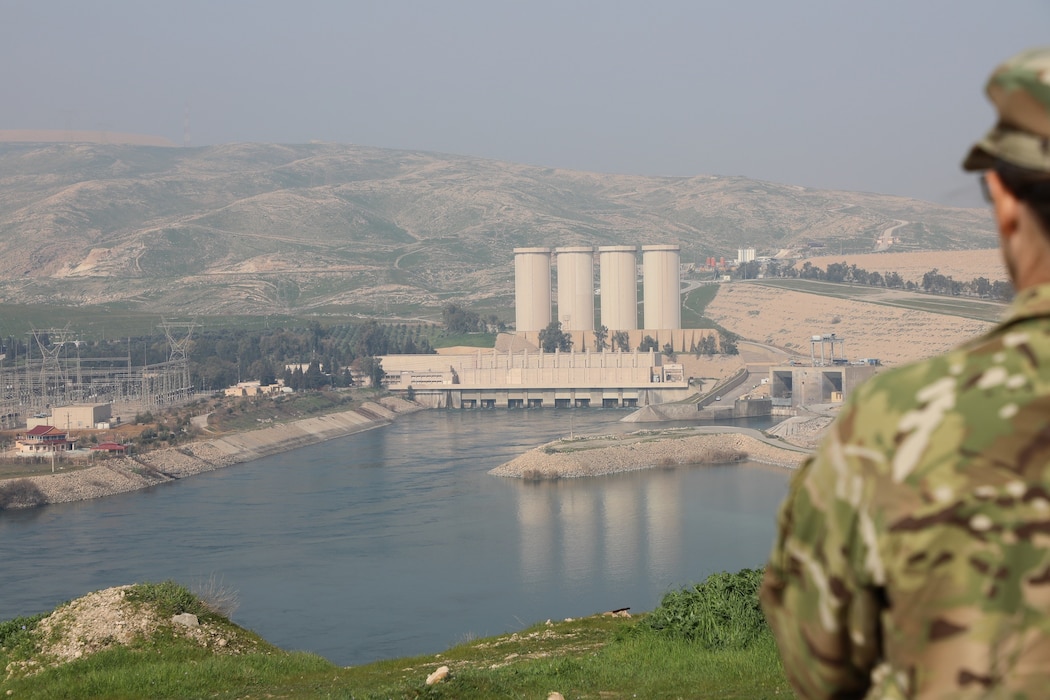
[761,283,1050,700]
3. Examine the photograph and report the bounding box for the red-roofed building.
[91,442,127,455]
[16,425,76,454]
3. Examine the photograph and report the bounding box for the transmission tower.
[159,320,197,404]
[30,327,75,408]
[161,321,196,362]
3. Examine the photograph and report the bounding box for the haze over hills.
[0,141,995,320]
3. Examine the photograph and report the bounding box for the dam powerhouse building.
[382,245,699,408]
[380,245,879,409]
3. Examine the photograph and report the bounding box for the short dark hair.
[995,160,1050,233]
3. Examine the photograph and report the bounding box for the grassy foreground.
[0,572,795,699]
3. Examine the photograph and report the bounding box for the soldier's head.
[964,47,1050,280]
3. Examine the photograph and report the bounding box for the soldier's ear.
[986,171,1020,242]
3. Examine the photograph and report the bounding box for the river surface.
[0,409,791,666]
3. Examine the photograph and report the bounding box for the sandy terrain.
[799,248,1006,283]
[707,248,1010,381]
[706,283,995,365]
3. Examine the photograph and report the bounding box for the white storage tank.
[599,245,638,331]
[555,246,595,331]
[514,247,552,332]
[642,244,681,330]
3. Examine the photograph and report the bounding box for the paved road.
[678,424,814,454]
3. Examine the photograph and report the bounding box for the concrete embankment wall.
[1,399,418,509]
[205,402,398,462]
[622,398,772,423]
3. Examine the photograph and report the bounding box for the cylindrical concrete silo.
[555,246,595,331]
[599,245,638,331]
[642,244,681,330]
[514,247,552,332]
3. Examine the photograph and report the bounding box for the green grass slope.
[0,572,794,699]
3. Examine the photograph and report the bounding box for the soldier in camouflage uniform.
[760,47,1050,699]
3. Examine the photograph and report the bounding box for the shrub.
[0,612,46,647]
[0,612,46,662]
[705,448,747,464]
[193,574,240,617]
[0,479,46,510]
[125,580,210,619]
[645,568,768,650]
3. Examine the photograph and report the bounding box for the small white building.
[224,381,285,398]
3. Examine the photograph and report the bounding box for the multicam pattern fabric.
[963,46,1050,173]
[760,283,1050,699]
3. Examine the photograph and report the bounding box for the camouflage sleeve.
[760,399,884,699]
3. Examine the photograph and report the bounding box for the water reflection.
[517,467,689,589]
[646,473,680,580]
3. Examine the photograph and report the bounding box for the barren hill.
[0,141,995,319]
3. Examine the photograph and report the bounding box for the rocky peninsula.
[489,426,811,480]
[0,397,421,509]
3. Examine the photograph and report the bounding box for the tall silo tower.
[642,244,681,330]
[599,245,638,331]
[514,247,552,332]
[555,246,595,331]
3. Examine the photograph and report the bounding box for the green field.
[681,284,722,329]
[0,303,370,340]
[431,332,498,348]
[749,279,1008,322]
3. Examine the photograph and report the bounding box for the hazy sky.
[2,1,1047,205]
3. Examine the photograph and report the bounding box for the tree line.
[190,320,438,390]
[0,320,440,393]
[441,304,507,334]
[734,259,1014,301]
[537,322,739,357]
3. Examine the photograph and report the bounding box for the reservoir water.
[0,409,791,666]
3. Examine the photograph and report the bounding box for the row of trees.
[735,259,1015,302]
[190,319,431,390]
[919,269,1013,299]
[537,322,739,357]
[538,323,653,354]
[441,304,507,334]
[690,332,738,357]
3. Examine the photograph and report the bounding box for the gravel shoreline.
[489,428,811,479]
[0,398,421,509]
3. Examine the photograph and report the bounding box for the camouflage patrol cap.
[963,47,1050,172]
